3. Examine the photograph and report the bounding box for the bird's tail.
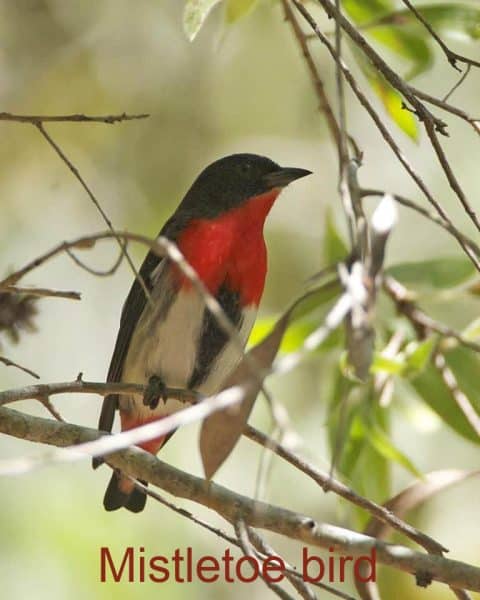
[103,472,148,513]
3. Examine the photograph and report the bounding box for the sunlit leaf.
[353,48,419,140]
[183,0,222,42]
[404,337,435,373]
[370,353,405,375]
[388,256,476,289]
[249,318,314,352]
[248,278,341,348]
[225,0,258,23]
[461,317,480,341]
[249,318,343,353]
[342,0,394,24]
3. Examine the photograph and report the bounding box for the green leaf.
[327,370,366,476]
[226,0,258,23]
[410,362,480,444]
[367,26,433,80]
[353,442,390,526]
[369,4,480,41]
[342,0,394,24]
[404,338,435,373]
[249,319,314,352]
[388,257,476,289]
[444,346,480,416]
[183,0,222,42]
[248,278,341,349]
[370,353,405,375]
[324,208,349,264]
[461,317,480,342]
[365,422,423,478]
[290,279,341,321]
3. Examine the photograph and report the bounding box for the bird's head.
[176,153,311,221]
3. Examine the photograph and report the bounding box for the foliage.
[183,0,480,137]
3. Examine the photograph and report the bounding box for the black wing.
[97,249,162,434]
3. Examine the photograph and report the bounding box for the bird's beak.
[262,166,312,189]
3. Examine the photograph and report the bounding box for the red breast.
[175,189,280,306]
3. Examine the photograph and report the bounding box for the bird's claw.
[143,375,168,409]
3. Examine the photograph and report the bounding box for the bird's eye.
[240,162,252,174]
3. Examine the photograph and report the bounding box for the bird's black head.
[174,153,311,223]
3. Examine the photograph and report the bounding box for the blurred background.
[0,0,479,598]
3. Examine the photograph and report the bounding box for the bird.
[93,153,311,512]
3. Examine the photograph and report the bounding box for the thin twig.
[0,112,149,124]
[0,231,268,394]
[398,0,480,71]
[133,478,352,599]
[307,0,480,237]
[361,189,480,258]
[235,518,296,600]
[408,83,480,138]
[443,65,472,103]
[290,0,480,271]
[246,527,318,600]
[383,276,480,355]
[281,0,342,151]
[245,425,446,555]
[34,122,153,306]
[0,356,40,380]
[65,247,124,277]
[1,286,81,301]
[37,396,64,422]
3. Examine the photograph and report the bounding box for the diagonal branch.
[398,0,480,71]
[288,0,480,272]
[0,378,449,554]
[0,405,479,592]
[33,122,153,306]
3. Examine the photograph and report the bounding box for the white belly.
[119,278,256,425]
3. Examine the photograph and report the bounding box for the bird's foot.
[143,375,168,410]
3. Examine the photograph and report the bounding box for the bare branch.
[1,405,479,592]
[0,356,39,380]
[245,425,446,555]
[65,246,124,277]
[398,0,480,71]
[34,122,153,305]
[409,83,480,137]
[280,0,342,152]
[289,0,480,271]
[361,190,480,258]
[0,112,149,124]
[0,378,446,554]
[1,286,81,301]
[0,231,267,393]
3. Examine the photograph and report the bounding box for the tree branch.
[0,405,479,592]
[0,112,149,124]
